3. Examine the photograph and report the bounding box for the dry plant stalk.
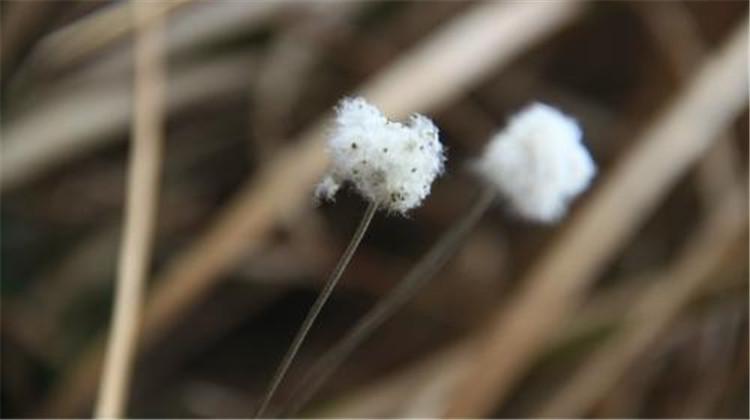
[318,243,747,418]
[325,244,747,418]
[1,2,58,74]
[444,18,748,417]
[2,2,281,192]
[315,342,474,418]
[1,53,256,192]
[30,0,188,71]
[536,184,747,417]
[94,2,166,417]
[633,1,741,206]
[38,2,583,416]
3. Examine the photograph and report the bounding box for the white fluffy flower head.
[474,103,596,223]
[316,97,446,214]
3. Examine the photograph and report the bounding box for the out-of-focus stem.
[94,2,165,418]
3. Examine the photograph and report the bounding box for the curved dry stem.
[254,201,378,418]
[280,185,496,417]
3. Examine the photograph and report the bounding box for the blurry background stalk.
[95,1,166,418]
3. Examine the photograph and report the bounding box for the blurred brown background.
[1,1,748,418]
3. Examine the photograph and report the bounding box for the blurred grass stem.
[94,2,165,418]
[254,201,378,418]
[281,185,496,416]
[537,184,747,417]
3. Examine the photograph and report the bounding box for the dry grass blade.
[323,238,746,419]
[1,53,255,192]
[2,1,282,191]
[27,0,189,72]
[537,184,747,417]
[1,2,61,77]
[633,2,742,207]
[321,343,473,418]
[444,18,748,417]
[359,1,582,118]
[94,2,166,417]
[37,2,584,416]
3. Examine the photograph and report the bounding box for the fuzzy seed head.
[316,97,446,214]
[475,103,596,223]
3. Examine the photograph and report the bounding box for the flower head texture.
[316,97,446,214]
[474,103,596,223]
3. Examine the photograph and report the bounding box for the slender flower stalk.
[254,201,377,418]
[255,97,446,417]
[279,102,596,416]
[95,2,165,418]
[280,185,496,417]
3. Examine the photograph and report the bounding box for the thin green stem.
[254,201,378,418]
[280,185,496,417]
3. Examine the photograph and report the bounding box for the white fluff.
[316,97,446,214]
[474,103,596,223]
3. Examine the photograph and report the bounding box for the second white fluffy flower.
[316,97,446,214]
[475,103,596,223]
